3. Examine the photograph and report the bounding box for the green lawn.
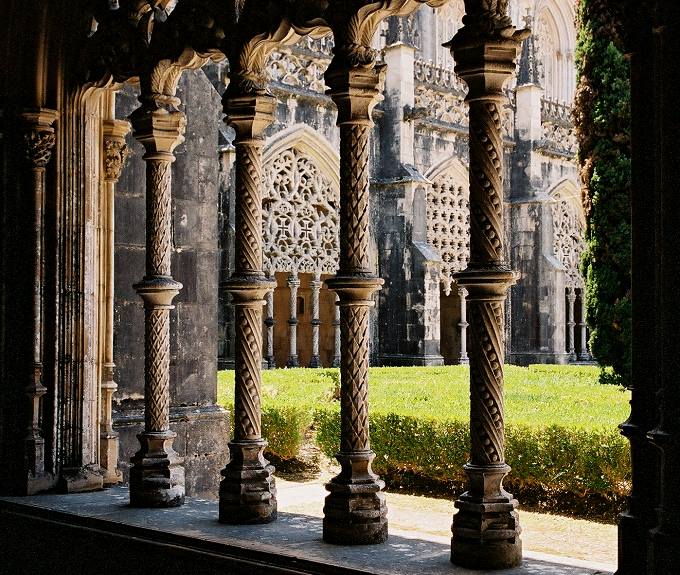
[218,364,629,431]
[217,365,631,507]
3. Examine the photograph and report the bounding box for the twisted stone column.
[286,273,300,367]
[264,280,276,369]
[309,275,322,368]
[100,117,130,486]
[448,19,526,569]
[219,91,277,525]
[22,109,58,493]
[129,103,185,508]
[323,62,386,545]
[332,294,341,368]
[567,288,577,360]
[457,285,469,365]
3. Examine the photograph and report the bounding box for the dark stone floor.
[0,487,613,575]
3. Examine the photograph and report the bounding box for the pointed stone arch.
[535,0,577,102]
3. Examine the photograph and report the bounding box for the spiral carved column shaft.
[219,91,277,525]
[448,23,526,570]
[323,63,386,546]
[22,109,58,494]
[128,104,185,508]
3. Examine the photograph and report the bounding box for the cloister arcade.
[1,0,678,573]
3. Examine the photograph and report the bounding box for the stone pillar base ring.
[219,439,277,525]
[129,430,185,508]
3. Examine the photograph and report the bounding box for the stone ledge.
[0,487,612,575]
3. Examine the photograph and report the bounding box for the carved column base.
[25,473,55,496]
[451,464,522,570]
[25,437,54,494]
[57,465,104,494]
[129,431,185,508]
[286,356,300,368]
[100,433,123,486]
[309,355,322,368]
[323,451,388,545]
[219,439,277,524]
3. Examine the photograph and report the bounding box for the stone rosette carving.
[415,85,469,127]
[268,49,331,94]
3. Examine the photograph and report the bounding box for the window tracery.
[262,148,340,276]
[551,189,585,289]
[534,2,576,103]
[427,171,470,294]
[434,1,465,68]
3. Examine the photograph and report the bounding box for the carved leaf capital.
[22,109,59,169]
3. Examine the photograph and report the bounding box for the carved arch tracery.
[426,160,471,295]
[550,181,585,289]
[262,130,340,276]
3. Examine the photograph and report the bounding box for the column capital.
[447,26,528,101]
[455,269,516,300]
[325,276,384,305]
[223,91,277,142]
[287,273,301,289]
[129,105,186,160]
[325,63,386,126]
[22,108,59,169]
[103,119,131,183]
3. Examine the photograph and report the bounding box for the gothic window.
[551,188,586,289]
[434,1,465,68]
[262,148,340,276]
[535,1,576,103]
[427,171,470,295]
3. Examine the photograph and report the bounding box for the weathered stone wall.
[113,69,229,499]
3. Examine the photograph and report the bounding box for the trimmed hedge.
[218,366,630,507]
[314,412,628,498]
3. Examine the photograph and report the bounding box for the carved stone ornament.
[129,98,186,509]
[104,138,129,182]
[21,108,58,494]
[219,90,278,526]
[25,129,56,169]
[448,4,527,570]
[427,172,470,294]
[551,191,586,289]
[263,148,340,276]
